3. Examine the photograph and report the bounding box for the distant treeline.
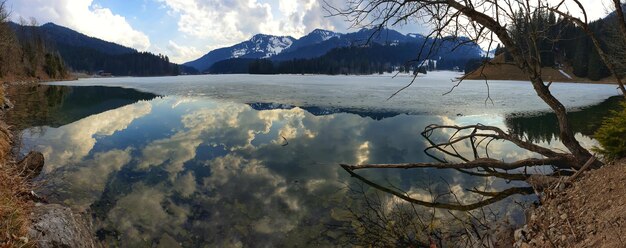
[208,41,479,75]
[54,44,183,77]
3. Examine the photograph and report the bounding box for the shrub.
[593,100,626,160]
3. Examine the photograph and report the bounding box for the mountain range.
[183,28,448,72]
[7,21,481,76]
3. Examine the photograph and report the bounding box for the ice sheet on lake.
[47,71,620,116]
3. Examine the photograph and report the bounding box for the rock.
[1,97,14,109]
[28,204,101,248]
[17,151,44,179]
[530,213,537,222]
[493,224,515,246]
[514,227,528,242]
[520,242,532,248]
[560,213,568,220]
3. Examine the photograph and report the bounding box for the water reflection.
[17,86,617,247]
[6,85,157,130]
[505,96,623,143]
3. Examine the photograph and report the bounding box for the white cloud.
[8,0,151,51]
[51,148,133,210]
[165,40,203,64]
[159,0,348,49]
[24,101,152,172]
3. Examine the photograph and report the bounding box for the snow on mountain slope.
[238,34,294,58]
[312,29,341,41]
[183,34,295,71]
[184,28,428,71]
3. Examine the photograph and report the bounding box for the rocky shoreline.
[513,158,626,247]
[0,81,101,248]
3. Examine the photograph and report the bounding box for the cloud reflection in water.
[21,91,595,246]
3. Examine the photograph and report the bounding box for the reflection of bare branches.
[330,183,432,247]
[333,176,529,246]
[340,164,533,211]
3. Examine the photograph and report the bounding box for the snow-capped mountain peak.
[230,34,295,59]
[310,29,341,41]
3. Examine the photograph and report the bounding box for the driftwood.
[566,155,596,183]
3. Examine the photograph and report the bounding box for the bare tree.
[0,0,22,78]
[329,1,621,235]
[333,0,608,169]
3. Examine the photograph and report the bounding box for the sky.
[6,0,614,64]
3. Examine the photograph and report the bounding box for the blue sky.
[5,0,433,63]
[6,0,610,63]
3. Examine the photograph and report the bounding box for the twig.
[566,155,596,183]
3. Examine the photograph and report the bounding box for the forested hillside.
[495,8,626,81]
[0,9,68,83]
[9,22,197,76]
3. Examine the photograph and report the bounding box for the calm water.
[12,74,621,247]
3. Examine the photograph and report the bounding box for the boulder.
[28,204,102,248]
[18,151,44,179]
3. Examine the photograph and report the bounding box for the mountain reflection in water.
[17,86,613,247]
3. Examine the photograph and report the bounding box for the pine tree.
[572,38,590,77]
[587,48,610,80]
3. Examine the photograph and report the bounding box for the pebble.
[560,213,568,220]
[514,227,529,242]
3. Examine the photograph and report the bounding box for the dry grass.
[0,86,4,107]
[0,168,34,247]
[464,54,623,84]
[0,119,34,248]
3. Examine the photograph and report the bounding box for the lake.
[12,72,621,247]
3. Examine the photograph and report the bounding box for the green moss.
[593,100,626,161]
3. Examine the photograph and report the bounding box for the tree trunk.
[527,74,593,165]
[446,0,592,166]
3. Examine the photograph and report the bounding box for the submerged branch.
[340,156,572,171]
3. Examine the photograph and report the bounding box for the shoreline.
[463,62,624,85]
[0,80,101,247]
[514,158,626,247]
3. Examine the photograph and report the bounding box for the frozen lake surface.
[48,71,621,116]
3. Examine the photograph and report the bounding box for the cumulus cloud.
[8,0,151,50]
[45,148,133,210]
[106,183,190,246]
[165,40,203,64]
[24,101,152,172]
[137,102,254,174]
[159,0,348,47]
